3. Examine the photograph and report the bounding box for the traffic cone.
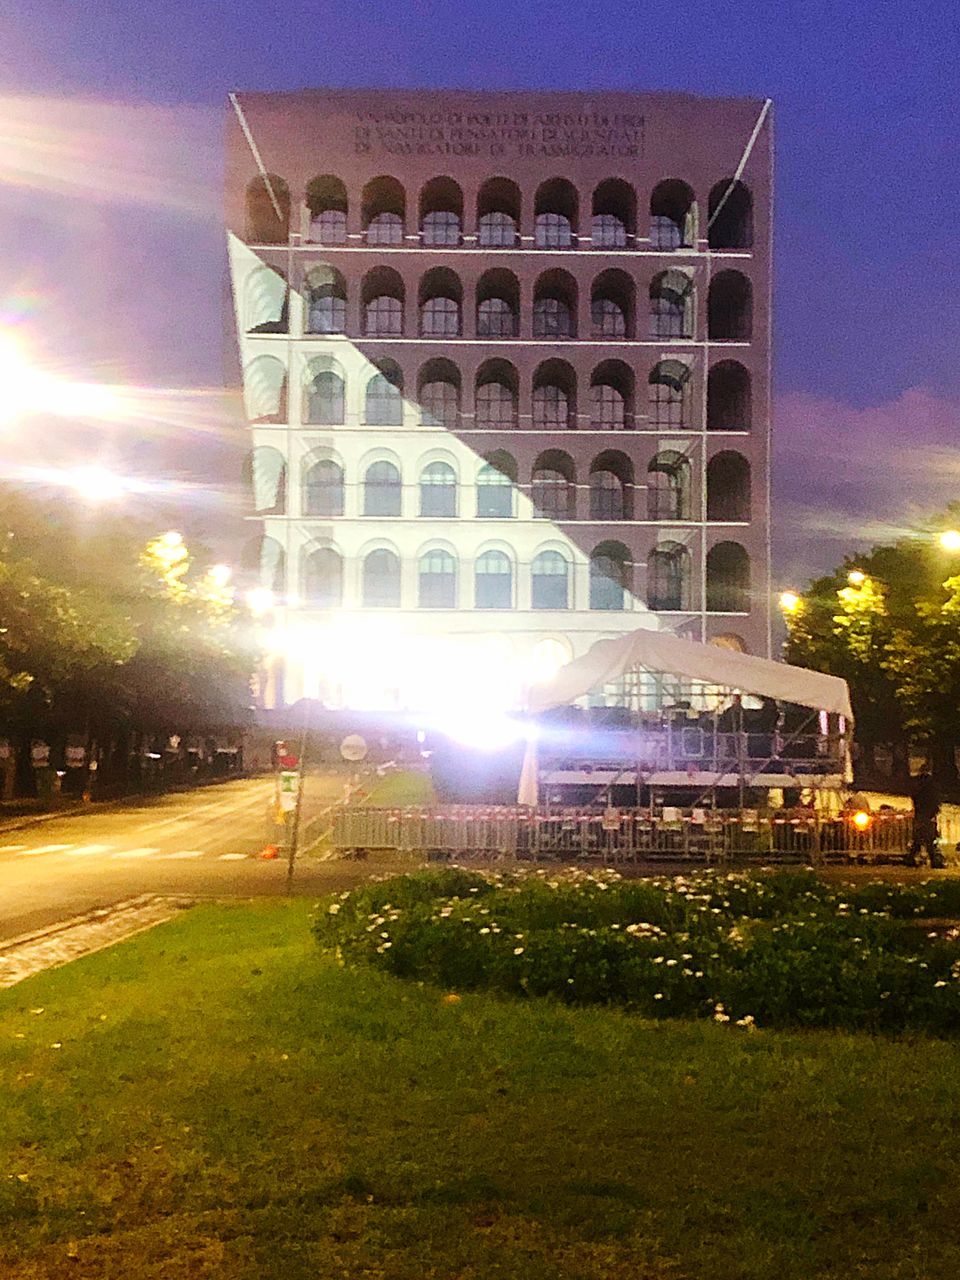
[259,844,279,860]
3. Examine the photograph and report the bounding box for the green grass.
[4,902,960,1278]
[360,767,437,808]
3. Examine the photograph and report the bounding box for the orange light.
[852,810,871,830]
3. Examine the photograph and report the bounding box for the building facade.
[225,88,773,713]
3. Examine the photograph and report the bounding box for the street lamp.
[939,530,960,553]
[779,590,801,615]
[847,569,866,587]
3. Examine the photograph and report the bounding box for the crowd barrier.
[330,806,916,864]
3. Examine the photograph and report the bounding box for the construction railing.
[330,806,916,864]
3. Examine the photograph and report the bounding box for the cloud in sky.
[774,387,960,583]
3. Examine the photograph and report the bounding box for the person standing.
[908,768,945,868]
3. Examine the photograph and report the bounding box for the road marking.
[111,847,161,859]
[68,844,113,856]
[18,844,73,855]
[159,850,204,859]
[0,844,26,853]
[217,853,247,861]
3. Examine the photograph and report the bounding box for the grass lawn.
[4,902,960,1279]
[360,767,437,808]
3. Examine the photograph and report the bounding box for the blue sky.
[1,0,959,575]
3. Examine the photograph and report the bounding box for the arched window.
[302,547,342,608]
[363,266,405,336]
[364,363,403,426]
[650,270,694,338]
[303,366,345,425]
[244,355,287,423]
[591,269,633,339]
[420,296,460,336]
[419,549,457,607]
[708,271,752,341]
[532,551,570,609]
[304,266,346,334]
[535,178,578,247]
[420,177,463,246]
[477,177,521,247]
[590,450,633,520]
[306,175,347,244]
[650,180,696,250]
[592,179,635,248]
[362,176,405,245]
[245,174,290,244]
[303,459,343,517]
[649,360,692,428]
[477,454,516,518]
[363,461,402,516]
[475,550,512,609]
[475,361,518,429]
[707,361,751,431]
[589,360,633,431]
[648,541,690,611]
[590,543,629,610]
[706,542,751,612]
[476,268,519,337]
[362,549,401,608]
[533,361,575,431]
[418,358,460,428]
[706,451,751,521]
[419,267,462,336]
[243,446,286,515]
[419,378,460,429]
[647,450,692,520]
[533,269,577,339]
[244,265,288,334]
[419,461,457,517]
[590,469,624,520]
[708,180,753,250]
[532,451,575,519]
[241,535,285,595]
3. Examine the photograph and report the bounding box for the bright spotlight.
[779,591,801,614]
[0,333,39,425]
[208,564,232,588]
[160,530,184,548]
[441,713,525,752]
[69,466,126,503]
[939,530,960,553]
[246,587,275,617]
[847,570,866,587]
[851,810,871,830]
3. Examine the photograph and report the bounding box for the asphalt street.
[0,774,377,941]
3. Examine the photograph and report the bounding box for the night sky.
[1,0,958,582]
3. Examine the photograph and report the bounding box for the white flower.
[935,980,947,988]
[327,903,341,915]
[479,927,490,935]
[654,993,664,1000]
[514,947,524,956]
[665,959,678,967]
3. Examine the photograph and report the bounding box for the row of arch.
[244,447,751,523]
[245,354,752,433]
[242,537,752,614]
[246,264,753,342]
[245,174,754,253]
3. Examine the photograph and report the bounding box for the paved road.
[0,774,376,941]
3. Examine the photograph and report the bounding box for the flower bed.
[314,867,960,1035]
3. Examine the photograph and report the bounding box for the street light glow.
[69,466,126,503]
[847,570,866,586]
[208,564,232,588]
[246,587,275,617]
[779,591,801,614]
[939,530,960,553]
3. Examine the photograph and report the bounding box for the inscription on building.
[354,110,644,159]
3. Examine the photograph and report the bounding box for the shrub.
[313,868,960,1036]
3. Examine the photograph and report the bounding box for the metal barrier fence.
[331,806,916,864]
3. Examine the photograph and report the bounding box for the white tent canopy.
[526,629,853,721]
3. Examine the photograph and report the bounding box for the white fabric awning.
[527,630,853,721]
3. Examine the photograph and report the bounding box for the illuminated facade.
[225,88,773,711]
